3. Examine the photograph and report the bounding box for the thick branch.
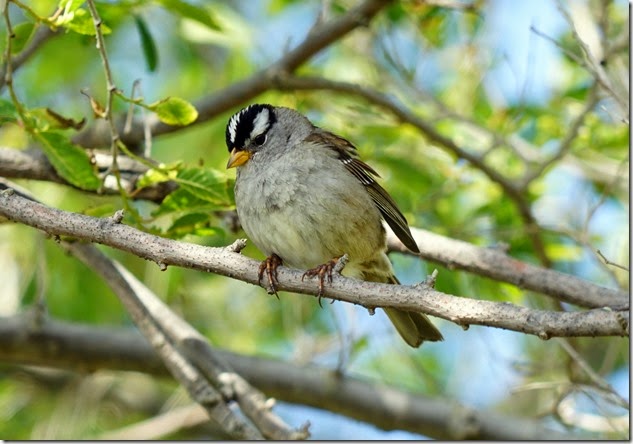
[0,189,627,338]
[66,240,304,440]
[68,239,263,439]
[0,147,176,202]
[386,228,627,309]
[72,0,393,149]
[1,146,627,307]
[0,315,578,440]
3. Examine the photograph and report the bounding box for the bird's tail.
[383,274,443,347]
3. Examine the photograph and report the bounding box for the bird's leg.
[302,255,342,307]
[258,253,283,297]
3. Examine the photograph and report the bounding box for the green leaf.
[175,167,231,205]
[167,212,221,237]
[53,7,111,35]
[26,108,85,131]
[136,164,180,189]
[147,97,198,126]
[58,0,85,13]
[11,22,36,54]
[36,131,101,190]
[157,0,220,30]
[0,99,18,124]
[134,15,158,72]
[545,243,584,262]
[154,168,232,218]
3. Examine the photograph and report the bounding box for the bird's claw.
[258,254,283,297]
[302,256,341,307]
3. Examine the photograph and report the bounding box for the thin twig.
[2,2,27,121]
[0,24,58,90]
[556,338,629,410]
[520,83,600,187]
[85,0,122,180]
[596,250,629,272]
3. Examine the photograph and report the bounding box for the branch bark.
[0,188,628,339]
[1,146,627,307]
[0,147,175,202]
[72,0,394,149]
[0,314,579,440]
[65,240,306,440]
[386,228,627,309]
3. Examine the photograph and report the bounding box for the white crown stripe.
[250,108,270,139]
[228,114,240,143]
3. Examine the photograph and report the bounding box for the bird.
[225,104,442,347]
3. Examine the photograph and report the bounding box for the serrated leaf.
[154,168,232,218]
[175,167,231,205]
[36,131,101,190]
[134,15,158,72]
[155,188,227,217]
[148,97,198,126]
[157,0,220,30]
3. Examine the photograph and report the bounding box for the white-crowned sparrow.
[225,104,442,347]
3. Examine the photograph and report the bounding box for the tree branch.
[65,240,306,440]
[67,242,264,439]
[0,147,176,202]
[271,74,553,266]
[72,0,394,149]
[386,228,627,309]
[2,144,626,306]
[0,188,627,338]
[0,314,579,440]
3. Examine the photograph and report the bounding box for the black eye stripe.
[225,104,277,152]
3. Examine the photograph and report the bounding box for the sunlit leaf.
[53,7,111,35]
[147,97,198,126]
[546,243,585,262]
[136,164,181,189]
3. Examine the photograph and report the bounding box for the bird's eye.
[253,134,267,146]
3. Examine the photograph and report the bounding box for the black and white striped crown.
[225,104,277,151]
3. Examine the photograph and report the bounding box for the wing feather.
[305,129,420,253]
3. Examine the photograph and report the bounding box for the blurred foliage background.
[0,0,629,439]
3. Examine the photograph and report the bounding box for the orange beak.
[226,148,251,169]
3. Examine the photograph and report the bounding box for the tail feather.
[384,307,443,347]
[385,274,443,347]
[351,256,443,348]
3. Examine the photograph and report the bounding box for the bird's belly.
[235,154,386,273]
[239,202,336,269]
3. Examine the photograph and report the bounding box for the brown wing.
[305,130,420,254]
